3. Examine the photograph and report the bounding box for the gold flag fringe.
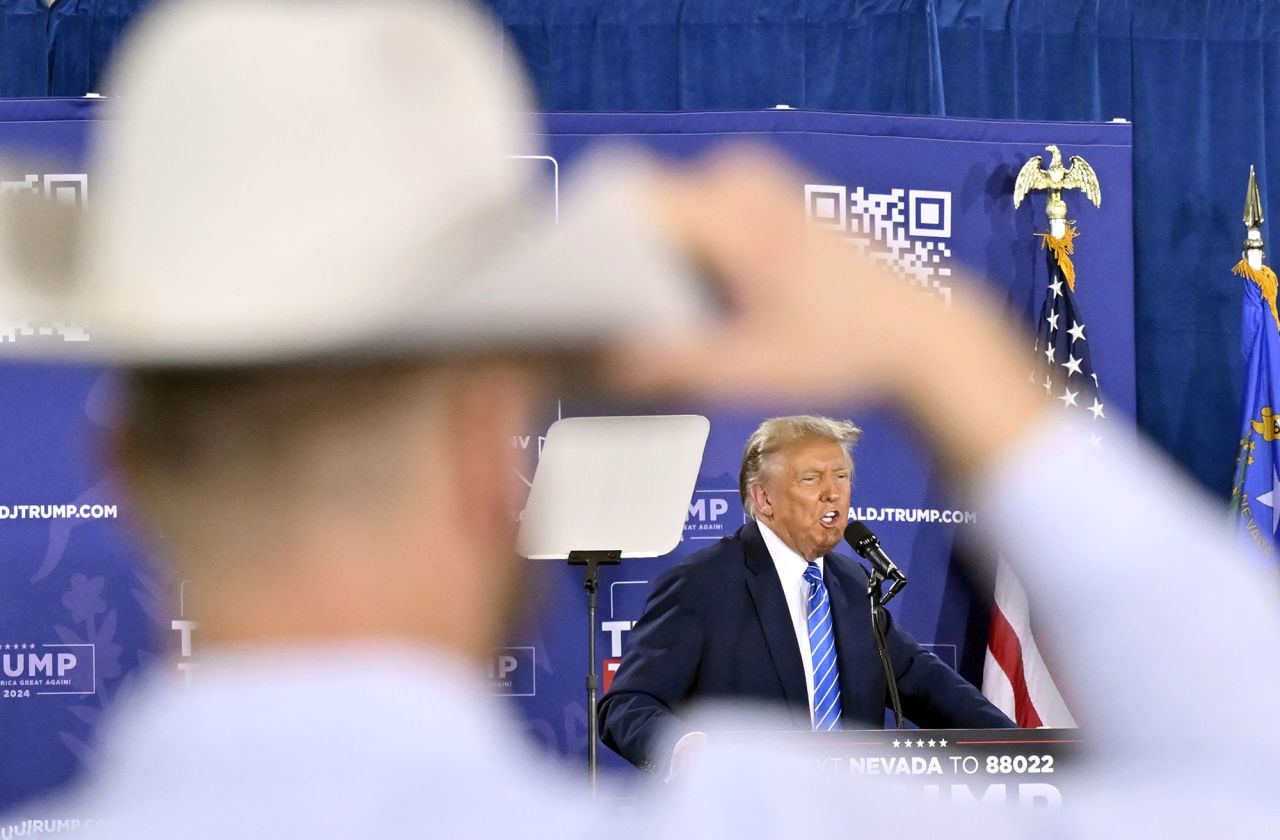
[1232,258,1280,329]
[1036,225,1078,291]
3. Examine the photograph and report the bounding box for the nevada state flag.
[1231,263,1280,561]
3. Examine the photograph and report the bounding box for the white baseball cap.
[0,0,712,365]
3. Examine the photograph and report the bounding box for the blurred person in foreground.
[0,0,1277,838]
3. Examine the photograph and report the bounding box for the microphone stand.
[567,549,621,796]
[867,569,905,730]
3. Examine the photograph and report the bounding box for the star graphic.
[1059,387,1079,408]
[1043,345,1055,364]
[893,739,901,748]
[916,739,925,748]
[1043,375,1053,394]
[928,739,937,747]
[1088,398,1105,420]
[1068,321,1086,343]
[1089,432,1104,448]
[1252,466,1280,534]
[1046,310,1060,331]
[1049,278,1063,298]
[1061,355,1083,377]
[938,739,948,747]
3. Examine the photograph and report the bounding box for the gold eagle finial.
[1012,145,1102,225]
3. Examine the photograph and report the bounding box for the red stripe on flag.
[988,603,1043,728]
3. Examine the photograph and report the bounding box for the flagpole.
[1244,164,1265,272]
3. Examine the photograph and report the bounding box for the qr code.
[0,172,88,206]
[0,319,89,344]
[805,184,953,303]
[0,173,91,346]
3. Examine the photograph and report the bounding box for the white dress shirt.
[30,645,604,840]
[755,519,824,724]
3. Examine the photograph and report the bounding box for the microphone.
[844,521,908,592]
[844,520,907,728]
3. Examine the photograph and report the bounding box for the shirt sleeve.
[968,413,1280,766]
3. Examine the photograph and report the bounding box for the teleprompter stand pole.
[568,549,622,795]
[867,571,906,730]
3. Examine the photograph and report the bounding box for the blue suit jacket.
[598,521,1014,768]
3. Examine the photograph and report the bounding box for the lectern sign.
[709,728,1081,807]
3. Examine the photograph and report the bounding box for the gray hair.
[739,415,862,517]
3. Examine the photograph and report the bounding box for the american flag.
[1031,254,1107,443]
[981,237,1093,728]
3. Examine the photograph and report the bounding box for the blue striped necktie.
[804,562,843,731]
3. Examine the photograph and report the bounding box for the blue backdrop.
[0,0,1257,502]
[487,0,1276,501]
[0,100,1132,806]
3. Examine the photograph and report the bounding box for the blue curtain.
[0,0,52,97]
[490,0,1278,498]
[0,0,146,96]
[2,0,1278,497]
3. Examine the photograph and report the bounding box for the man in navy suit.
[599,416,1014,771]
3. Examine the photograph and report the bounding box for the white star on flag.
[1062,355,1083,377]
[1068,321,1086,343]
[1252,466,1280,535]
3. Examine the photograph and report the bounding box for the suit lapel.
[741,521,810,715]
